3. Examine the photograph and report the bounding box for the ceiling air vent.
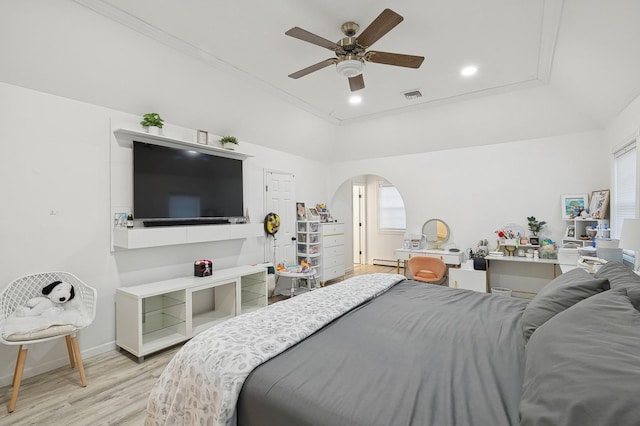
[403,89,423,100]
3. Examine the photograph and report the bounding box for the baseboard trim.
[372,259,397,267]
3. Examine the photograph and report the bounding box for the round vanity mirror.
[421,219,450,249]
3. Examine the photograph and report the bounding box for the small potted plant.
[140,113,164,135]
[526,216,547,236]
[219,135,238,150]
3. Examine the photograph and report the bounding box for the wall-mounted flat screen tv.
[133,141,243,226]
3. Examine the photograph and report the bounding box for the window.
[612,142,636,239]
[378,184,406,230]
[612,140,637,266]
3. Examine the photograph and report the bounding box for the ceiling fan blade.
[349,74,365,92]
[356,9,404,48]
[366,51,425,68]
[285,27,338,50]
[288,58,337,79]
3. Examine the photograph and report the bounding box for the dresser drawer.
[323,254,344,268]
[322,223,345,236]
[324,244,345,257]
[322,266,345,282]
[323,234,344,247]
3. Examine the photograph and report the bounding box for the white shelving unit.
[297,220,322,279]
[562,218,610,248]
[240,272,269,314]
[116,265,266,361]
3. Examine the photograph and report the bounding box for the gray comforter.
[238,280,529,426]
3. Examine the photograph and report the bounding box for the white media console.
[115,265,267,361]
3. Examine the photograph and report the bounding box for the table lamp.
[618,218,640,270]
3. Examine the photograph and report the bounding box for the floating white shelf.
[113,128,251,161]
[113,222,264,249]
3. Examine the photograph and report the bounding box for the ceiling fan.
[285,8,424,92]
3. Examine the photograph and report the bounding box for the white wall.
[328,131,610,269]
[0,82,328,385]
[331,85,599,161]
[605,95,640,152]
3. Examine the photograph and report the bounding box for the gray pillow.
[521,268,609,341]
[594,260,640,290]
[520,288,640,426]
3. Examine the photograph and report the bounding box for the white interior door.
[264,170,295,265]
[353,184,365,264]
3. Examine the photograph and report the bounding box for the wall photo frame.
[114,212,127,228]
[307,207,319,220]
[589,189,610,219]
[561,193,588,219]
[197,129,208,145]
[296,202,306,220]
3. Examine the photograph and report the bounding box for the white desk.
[449,260,487,292]
[395,248,464,275]
[485,255,560,298]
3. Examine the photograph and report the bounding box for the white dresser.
[320,222,346,284]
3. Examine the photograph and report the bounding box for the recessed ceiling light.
[349,95,362,105]
[460,65,478,77]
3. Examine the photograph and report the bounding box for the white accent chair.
[0,271,97,412]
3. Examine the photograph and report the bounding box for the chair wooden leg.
[8,346,28,413]
[65,335,76,369]
[69,336,87,387]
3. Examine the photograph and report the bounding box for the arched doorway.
[330,174,407,273]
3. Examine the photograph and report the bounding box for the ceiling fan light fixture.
[336,59,364,78]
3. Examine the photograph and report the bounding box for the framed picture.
[114,212,127,228]
[197,129,208,145]
[529,236,540,246]
[565,226,576,238]
[589,189,610,219]
[296,202,306,219]
[561,193,588,219]
[307,207,319,219]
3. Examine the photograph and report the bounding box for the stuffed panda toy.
[14,281,75,317]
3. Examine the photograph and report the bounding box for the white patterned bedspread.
[145,273,405,426]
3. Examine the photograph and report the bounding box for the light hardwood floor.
[0,264,398,426]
